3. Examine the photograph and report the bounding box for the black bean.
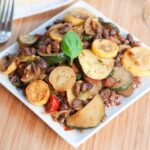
[37,58,48,69]
[31,62,37,73]
[102,28,110,39]
[110,29,117,36]
[72,99,83,110]
[73,83,81,95]
[127,34,134,44]
[59,102,69,110]
[51,41,60,53]
[81,82,93,92]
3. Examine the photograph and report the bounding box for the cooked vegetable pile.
[1,8,150,129]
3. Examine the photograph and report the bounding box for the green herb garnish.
[61,31,83,64]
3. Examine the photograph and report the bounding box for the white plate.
[14,0,74,19]
[1,1,150,148]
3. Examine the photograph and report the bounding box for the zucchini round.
[38,51,68,66]
[111,67,133,91]
[92,39,119,58]
[49,66,76,92]
[78,50,114,80]
[66,95,105,128]
[18,34,38,46]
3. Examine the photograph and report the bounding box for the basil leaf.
[61,31,82,64]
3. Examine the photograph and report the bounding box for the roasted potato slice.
[25,80,50,105]
[79,50,114,80]
[49,66,76,92]
[64,8,93,25]
[122,47,150,76]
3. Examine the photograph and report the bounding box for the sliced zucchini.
[50,28,63,41]
[25,80,50,106]
[117,84,134,97]
[92,39,119,58]
[47,23,72,41]
[38,51,68,66]
[121,47,150,76]
[64,8,93,25]
[18,34,38,46]
[111,67,133,91]
[78,50,114,80]
[66,95,105,128]
[49,66,76,92]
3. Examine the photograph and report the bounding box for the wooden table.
[0,0,150,149]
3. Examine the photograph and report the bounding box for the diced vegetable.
[111,67,133,91]
[79,50,114,80]
[18,34,38,46]
[117,85,134,97]
[67,88,76,106]
[38,51,68,66]
[44,95,60,113]
[121,47,150,76]
[3,58,18,75]
[66,95,105,128]
[78,82,102,100]
[64,8,93,25]
[25,80,50,105]
[49,66,76,92]
[92,39,119,58]
[19,55,40,62]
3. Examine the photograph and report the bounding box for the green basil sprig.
[61,31,83,64]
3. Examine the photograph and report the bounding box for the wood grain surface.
[0,0,150,150]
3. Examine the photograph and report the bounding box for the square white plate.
[0,1,150,148]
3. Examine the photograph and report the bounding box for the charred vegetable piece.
[92,39,119,58]
[64,8,93,25]
[79,50,114,80]
[44,95,60,113]
[18,34,38,46]
[25,80,50,105]
[111,67,133,91]
[78,82,102,100]
[66,95,105,128]
[101,22,120,33]
[67,88,76,106]
[122,47,150,76]
[38,51,68,66]
[0,56,18,75]
[49,66,76,92]
[19,55,40,62]
[117,84,134,97]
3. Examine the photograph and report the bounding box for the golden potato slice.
[25,80,50,106]
[64,8,94,25]
[122,47,150,76]
[79,50,114,80]
[49,66,76,92]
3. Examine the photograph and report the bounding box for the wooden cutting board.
[0,0,150,150]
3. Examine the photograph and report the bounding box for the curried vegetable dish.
[1,8,150,129]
